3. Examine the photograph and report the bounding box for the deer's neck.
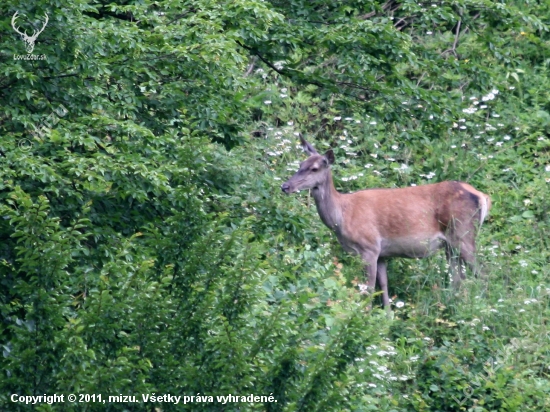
[311,171,343,233]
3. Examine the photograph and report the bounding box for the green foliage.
[1,0,549,410]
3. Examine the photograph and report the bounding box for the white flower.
[395,301,405,308]
[280,94,288,98]
[545,165,550,172]
[392,145,398,150]
[369,121,377,125]
[368,383,377,388]
[370,153,378,158]
[504,135,511,140]
[496,142,503,146]
[345,117,353,121]
[334,116,341,121]
[264,100,272,105]
[281,88,288,93]
[427,31,433,35]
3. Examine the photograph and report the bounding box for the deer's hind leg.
[445,219,480,288]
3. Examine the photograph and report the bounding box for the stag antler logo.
[11,12,49,54]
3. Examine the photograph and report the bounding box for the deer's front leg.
[362,251,379,304]
[376,259,390,308]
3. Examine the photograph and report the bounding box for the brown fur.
[281,138,491,308]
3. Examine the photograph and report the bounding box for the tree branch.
[244,56,257,77]
[237,42,373,99]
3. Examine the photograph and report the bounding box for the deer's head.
[281,136,335,193]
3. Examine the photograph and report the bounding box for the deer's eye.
[311,167,319,172]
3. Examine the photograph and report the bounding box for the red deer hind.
[281,136,491,308]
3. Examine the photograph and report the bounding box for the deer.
[11,12,49,54]
[281,136,491,309]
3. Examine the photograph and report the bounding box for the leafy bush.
[1,0,549,411]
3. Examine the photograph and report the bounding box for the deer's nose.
[281,183,290,193]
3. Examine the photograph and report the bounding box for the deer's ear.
[323,149,335,166]
[299,134,319,156]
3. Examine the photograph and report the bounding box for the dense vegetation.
[1,0,549,410]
